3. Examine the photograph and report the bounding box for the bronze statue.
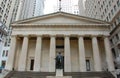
[56,52,63,69]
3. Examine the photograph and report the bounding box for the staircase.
[64,72,115,78]
[4,71,55,78]
[4,71,115,78]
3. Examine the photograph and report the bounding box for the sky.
[44,0,79,14]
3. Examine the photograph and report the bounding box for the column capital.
[11,35,17,37]
[103,35,109,38]
[64,35,70,37]
[78,35,84,38]
[36,35,43,37]
[23,35,29,37]
[50,35,56,37]
[91,35,98,38]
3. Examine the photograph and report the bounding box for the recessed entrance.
[86,60,91,71]
[30,59,34,70]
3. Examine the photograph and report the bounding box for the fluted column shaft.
[78,36,86,72]
[92,36,102,71]
[34,36,42,71]
[18,36,29,71]
[49,36,56,72]
[104,37,115,71]
[64,36,71,72]
[5,36,17,70]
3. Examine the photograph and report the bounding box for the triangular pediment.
[12,12,110,25]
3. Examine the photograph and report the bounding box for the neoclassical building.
[5,12,115,72]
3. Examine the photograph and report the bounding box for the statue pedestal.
[47,69,72,78]
[56,69,63,76]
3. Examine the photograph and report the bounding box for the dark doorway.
[30,59,34,70]
[1,61,6,68]
[86,60,90,71]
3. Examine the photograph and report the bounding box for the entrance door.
[30,59,34,70]
[86,60,91,71]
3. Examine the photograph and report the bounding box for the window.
[114,5,117,11]
[103,1,105,5]
[110,39,113,44]
[109,13,111,19]
[106,5,108,10]
[2,50,5,57]
[106,16,109,21]
[101,5,103,9]
[109,1,111,6]
[112,48,116,58]
[1,61,6,68]
[117,17,120,23]
[98,1,100,4]
[111,9,114,15]
[116,34,119,40]
[117,0,120,7]
[105,8,107,13]
[0,7,1,12]
[6,50,8,57]
[0,16,1,20]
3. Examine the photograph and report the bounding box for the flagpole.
[59,0,62,11]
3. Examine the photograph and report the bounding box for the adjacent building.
[0,0,17,69]
[0,0,45,69]
[78,0,85,16]
[0,21,7,69]
[84,0,120,76]
[16,0,44,20]
[54,0,79,14]
[0,0,16,27]
[34,0,44,16]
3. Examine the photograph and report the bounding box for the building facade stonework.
[5,12,115,72]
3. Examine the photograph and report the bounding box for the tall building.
[16,0,44,20]
[0,0,45,70]
[0,21,7,69]
[0,0,17,69]
[84,0,120,77]
[0,0,16,27]
[34,0,44,16]
[85,0,120,22]
[78,0,85,16]
[54,0,79,14]
[84,0,101,19]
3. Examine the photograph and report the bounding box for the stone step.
[47,76,72,78]
[4,71,115,78]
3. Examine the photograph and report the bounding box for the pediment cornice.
[12,12,110,25]
[12,23,110,27]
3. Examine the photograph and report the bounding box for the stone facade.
[5,12,115,72]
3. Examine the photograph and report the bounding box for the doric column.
[5,36,17,70]
[78,36,86,72]
[49,36,56,72]
[92,36,102,71]
[34,35,42,71]
[104,36,115,71]
[18,36,29,71]
[64,35,71,72]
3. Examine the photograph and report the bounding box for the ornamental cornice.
[11,24,110,26]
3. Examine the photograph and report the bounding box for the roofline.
[12,11,110,24]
